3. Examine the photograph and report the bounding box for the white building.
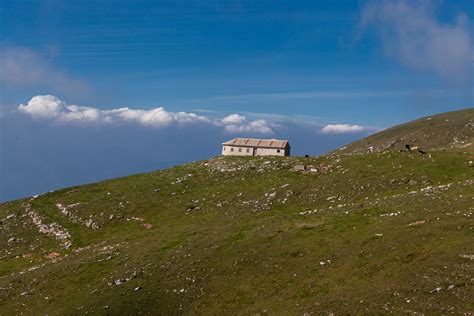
[222,138,290,157]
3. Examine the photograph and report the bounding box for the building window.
[231,148,234,152]
[277,149,281,153]
[246,148,249,153]
[238,148,242,152]
[223,147,226,151]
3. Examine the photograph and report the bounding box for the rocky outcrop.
[24,203,72,249]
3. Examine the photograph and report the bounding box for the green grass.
[1,150,472,314]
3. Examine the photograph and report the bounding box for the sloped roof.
[222,138,289,149]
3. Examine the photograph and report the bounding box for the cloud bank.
[6,96,375,201]
[18,95,276,134]
[360,0,473,85]
[3,106,371,202]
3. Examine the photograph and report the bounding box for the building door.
[253,148,257,156]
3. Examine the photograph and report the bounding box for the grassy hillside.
[0,109,473,314]
[336,108,474,154]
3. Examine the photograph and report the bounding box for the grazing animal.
[405,144,427,155]
[405,144,420,152]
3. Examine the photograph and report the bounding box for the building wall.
[255,147,286,156]
[222,145,289,156]
[222,145,254,156]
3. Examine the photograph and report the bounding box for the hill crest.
[336,108,473,155]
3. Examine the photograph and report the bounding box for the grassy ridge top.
[336,108,474,154]
[1,150,473,314]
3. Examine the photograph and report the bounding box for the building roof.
[222,138,289,149]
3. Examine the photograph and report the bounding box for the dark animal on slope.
[405,144,420,152]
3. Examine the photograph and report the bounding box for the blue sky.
[1,0,473,201]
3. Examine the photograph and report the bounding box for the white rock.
[431,287,442,293]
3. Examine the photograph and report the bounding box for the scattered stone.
[143,223,154,230]
[45,252,60,259]
[114,279,125,286]
[380,211,401,217]
[294,165,306,171]
[299,209,319,215]
[26,205,72,249]
[408,220,426,226]
[430,287,442,293]
[56,203,99,230]
[460,254,474,260]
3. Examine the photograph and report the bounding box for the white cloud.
[360,0,473,85]
[18,95,67,119]
[18,95,274,134]
[18,95,211,128]
[62,105,103,122]
[221,114,247,124]
[110,107,211,127]
[321,124,365,134]
[0,47,90,97]
[223,119,274,135]
[218,113,274,135]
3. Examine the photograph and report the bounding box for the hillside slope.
[1,110,473,314]
[336,108,474,154]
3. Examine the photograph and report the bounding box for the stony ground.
[0,149,473,314]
